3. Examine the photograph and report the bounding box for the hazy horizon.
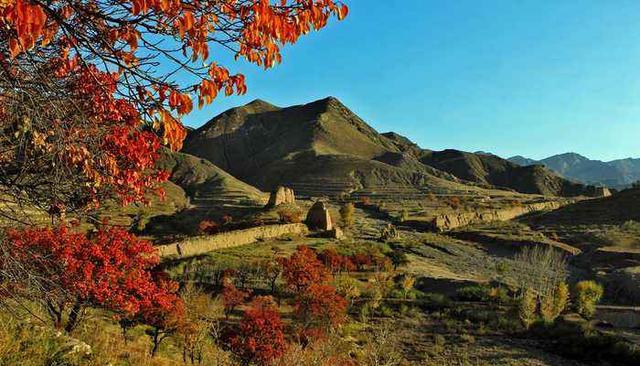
[182,0,640,162]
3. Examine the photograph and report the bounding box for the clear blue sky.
[182,0,640,162]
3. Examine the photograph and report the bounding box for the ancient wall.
[157,223,308,258]
[595,306,640,328]
[432,201,566,231]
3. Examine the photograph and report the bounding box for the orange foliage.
[1,0,349,150]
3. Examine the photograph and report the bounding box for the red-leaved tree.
[280,245,330,293]
[222,279,250,318]
[0,225,182,332]
[0,0,348,223]
[228,296,287,366]
[280,246,347,340]
[294,283,347,329]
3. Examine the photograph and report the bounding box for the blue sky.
[182,0,640,162]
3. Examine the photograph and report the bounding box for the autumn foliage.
[222,280,250,318]
[2,226,182,332]
[228,296,287,366]
[280,245,331,293]
[281,246,347,333]
[0,0,348,222]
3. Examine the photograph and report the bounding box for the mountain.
[508,153,640,189]
[508,155,538,167]
[418,150,605,197]
[183,97,603,198]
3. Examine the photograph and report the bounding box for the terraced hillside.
[158,149,267,212]
[183,97,602,199]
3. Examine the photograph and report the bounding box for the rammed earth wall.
[157,223,308,258]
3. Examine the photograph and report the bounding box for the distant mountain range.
[508,153,640,189]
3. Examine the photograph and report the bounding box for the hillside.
[157,149,267,209]
[419,149,605,196]
[183,97,482,198]
[508,153,640,189]
[184,97,601,199]
[528,188,640,227]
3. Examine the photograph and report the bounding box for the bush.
[420,293,451,311]
[339,202,355,227]
[519,288,537,329]
[575,281,603,319]
[456,285,490,302]
[199,219,220,235]
[541,282,569,323]
[277,206,303,224]
[446,196,462,209]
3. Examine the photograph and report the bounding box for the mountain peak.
[545,152,589,162]
[242,99,280,112]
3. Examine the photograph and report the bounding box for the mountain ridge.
[183,97,605,198]
[508,153,640,189]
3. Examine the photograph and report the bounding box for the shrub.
[456,285,490,302]
[277,206,303,224]
[575,281,603,319]
[446,196,461,209]
[199,220,219,235]
[379,224,399,242]
[519,288,537,329]
[339,202,355,227]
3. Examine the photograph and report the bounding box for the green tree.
[339,202,356,227]
[575,281,603,319]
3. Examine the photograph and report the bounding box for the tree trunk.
[65,300,82,333]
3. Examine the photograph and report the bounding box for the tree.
[575,280,603,319]
[513,245,567,300]
[258,259,282,296]
[228,296,287,366]
[339,203,355,227]
[139,281,185,357]
[280,246,330,293]
[222,279,250,318]
[318,248,343,274]
[199,220,220,235]
[0,0,348,223]
[519,288,537,329]
[400,274,416,300]
[294,283,347,330]
[1,225,182,332]
[388,248,409,270]
[176,284,224,364]
[540,282,569,323]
